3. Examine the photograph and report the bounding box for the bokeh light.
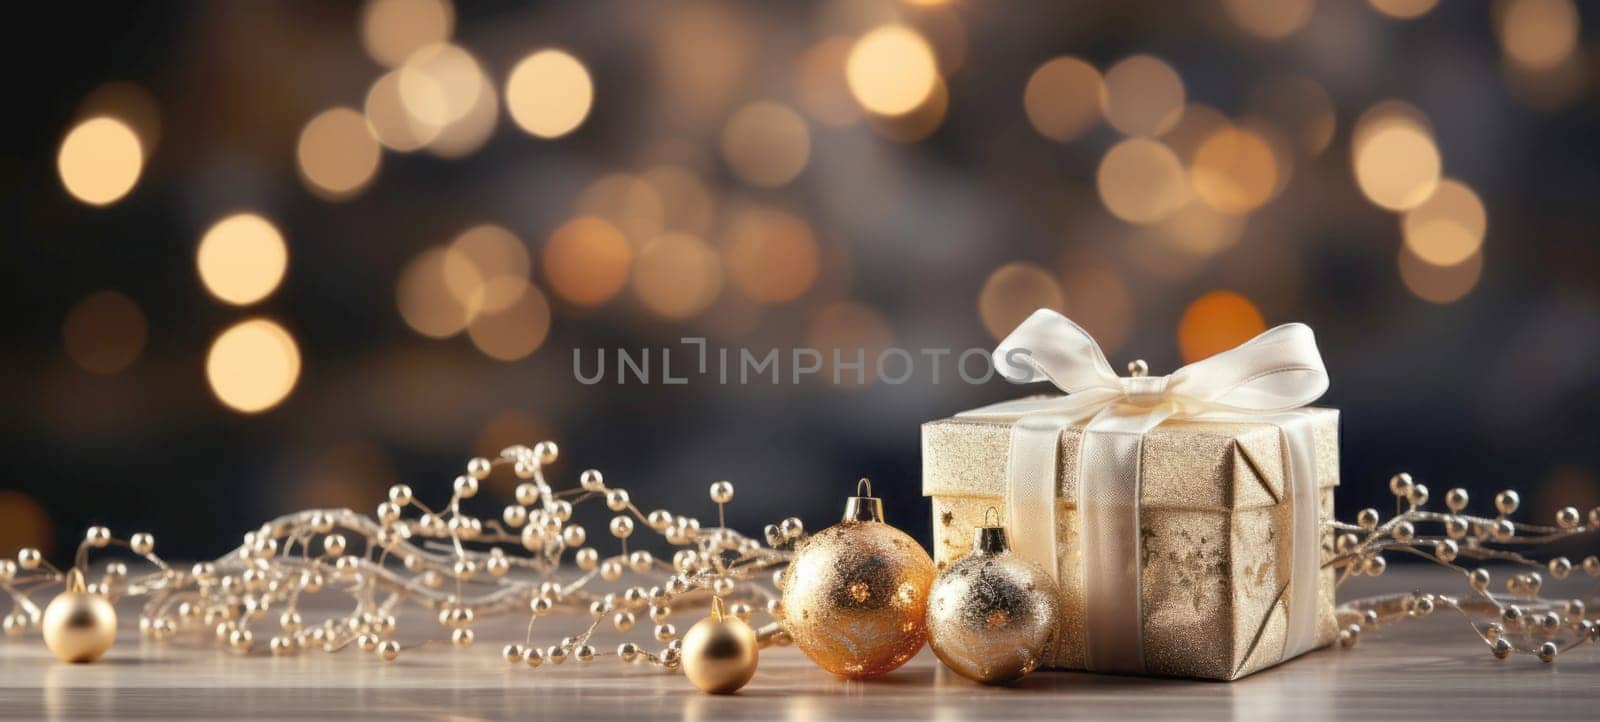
[846,25,939,116]
[1097,138,1188,224]
[1023,56,1105,142]
[721,101,811,187]
[1369,0,1438,20]
[1223,0,1315,40]
[206,318,302,414]
[365,71,439,152]
[643,166,716,235]
[77,82,161,156]
[577,173,666,245]
[543,216,633,306]
[807,301,894,388]
[1101,55,1185,137]
[423,62,498,158]
[721,207,820,304]
[1061,266,1133,355]
[1352,103,1441,211]
[0,491,53,559]
[505,49,594,139]
[398,43,484,129]
[62,290,146,375]
[396,246,480,338]
[57,116,143,206]
[796,37,862,127]
[865,76,948,143]
[1402,179,1487,267]
[1496,0,1579,72]
[467,286,551,362]
[196,213,289,306]
[1178,290,1266,363]
[1246,75,1336,156]
[1189,125,1279,215]
[1399,245,1483,304]
[978,262,1065,341]
[1157,199,1247,256]
[296,107,382,200]
[633,232,723,319]
[447,224,531,313]
[361,0,454,68]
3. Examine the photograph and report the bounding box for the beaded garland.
[1,452,1597,674]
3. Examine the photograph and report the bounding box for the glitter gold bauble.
[779,479,935,679]
[42,569,117,664]
[681,597,759,694]
[927,516,1059,684]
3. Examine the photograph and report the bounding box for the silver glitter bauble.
[926,522,1059,684]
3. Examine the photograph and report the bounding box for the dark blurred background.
[3,0,1598,562]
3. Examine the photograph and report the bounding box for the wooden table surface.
[2,569,1594,721]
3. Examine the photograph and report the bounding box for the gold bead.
[709,481,734,504]
[650,605,672,623]
[617,642,640,663]
[229,628,253,653]
[1549,557,1571,580]
[614,611,635,631]
[1494,490,1519,516]
[534,440,559,464]
[1445,516,1468,539]
[1363,555,1386,576]
[486,554,511,577]
[600,560,623,581]
[466,456,492,480]
[647,510,674,530]
[524,646,544,667]
[531,597,553,616]
[1469,568,1491,591]
[501,505,527,528]
[1585,555,1600,576]
[1556,506,1580,529]
[129,533,155,555]
[1411,596,1434,616]
[1491,638,1512,659]
[1590,507,1600,527]
[270,636,294,656]
[1492,519,1515,541]
[503,644,524,664]
[1338,624,1360,648]
[322,534,347,557]
[1388,473,1413,498]
[1335,533,1359,554]
[1355,508,1379,530]
[1406,484,1429,507]
[628,550,654,572]
[451,628,475,648]
[377,640,400,662]
[357,633,379,652]
[1435,539,1458,562]
[1392,521,1415,542]
[552,500,573,521]
[575,644,595,664]
[1445,488,1469,512]
[711,576,735,596]
[605,489,630,511]
[514,483,539,506]
[575,547,598,570]
[681,599,758,694]
[388,484,413,506]
[779,517,804,539]
[1503,605,1524,624]
[1485,622,1503,641]
[728,602,752,622]
[85,526,112,548]
[0,560,15,581]
[1537,641,1557,663]
[609,516,634,539]
[655,623,676,641]
[546,645,567,665]
[42,574,117,663]
[580,469,605,491]
[1538,611,1561,630]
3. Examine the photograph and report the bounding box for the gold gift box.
[921,408,1339,680]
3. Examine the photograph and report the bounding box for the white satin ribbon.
[958,309,1328,674]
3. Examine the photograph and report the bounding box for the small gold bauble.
[780,479,935,679]
[681,597,758,694]
[42,570,117,664]
[927,521,1059,684]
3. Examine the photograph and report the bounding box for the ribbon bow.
[958,309,1329,675]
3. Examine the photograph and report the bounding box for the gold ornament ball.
[42,572,118,664]
[681,598,759,694]
[927,524,1059,684]
[780,480,935,679]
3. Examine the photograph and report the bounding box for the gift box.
[921,310,1340,680]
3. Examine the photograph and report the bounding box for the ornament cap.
[842,478,884,523]
[974,508,1010,555]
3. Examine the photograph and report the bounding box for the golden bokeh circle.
[978,263,1064,341]
[1497,0,1579,71]
[1369,0,1439,20]
[206,318,301,414]
[196,213,289,306]
[1096,138,1188,224]
[396,246,480,338]
[1101,55,1185,137]
[1223,0,1315,39]
[361,0,454,68]
[1178,290,1266,363]
[505,49,594,139]
[721,101,810,187]
[1402,179,1487,267]
[1023,56,1105,142]
[543,216,633,306]
[1399,246,1483,304]
[846,25,939,117]
[720,208,820,304]
[468,286,551,362]
[447,224,531,313]
[632,232,723,320]
[1190,126,1279,215]
[1353,124,1440,211]
[297,107,382,200]
[58,116,143,206]
[365,71,440,152]
[62,291,146,375]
